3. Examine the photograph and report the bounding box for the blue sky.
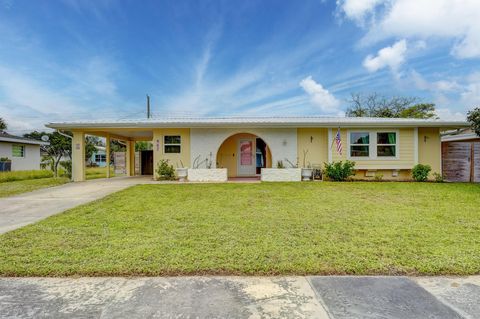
[1,0,479,133]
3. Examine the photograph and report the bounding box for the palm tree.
[0,117,6,132]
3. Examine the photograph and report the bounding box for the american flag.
[334,128,342,155]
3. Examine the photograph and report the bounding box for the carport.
[46,123,154,182]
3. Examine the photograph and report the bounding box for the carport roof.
[46,116,469,129]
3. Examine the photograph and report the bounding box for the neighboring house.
[89,146,107,167]
[441,129,480,182]
[46,116,469,182]
[0,132,49,171]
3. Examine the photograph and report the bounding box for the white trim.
[414,127,419,165]
[347,129,399,161]
[347,130,372,160]
[237,138,256,176]
[163,135,182,154]
[0,136,48,145]
[46,116,470,130]
[327,128,332,163]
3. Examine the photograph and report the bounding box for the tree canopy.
[346,93,437,119]
[467,107,480,136]
[0,117,6,131]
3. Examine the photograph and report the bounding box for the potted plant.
[176,160,188,182]
[301,150,313,181]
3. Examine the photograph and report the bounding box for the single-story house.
[89,145,107,167]
[0,132,49,171]
[441,129,480,182]
[46,116,469,182]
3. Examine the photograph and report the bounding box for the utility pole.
[147,94,151,119]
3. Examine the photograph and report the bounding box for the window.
[164,135,181,153]
[350,132,369,157]
[377,132,396,157]
[12,145,25,157]
[95,154,106,162]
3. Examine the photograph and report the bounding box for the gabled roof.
[0,132,49,145]
[46,116,469,129]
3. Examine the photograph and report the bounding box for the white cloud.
[337,0,385,24]
[339,0,480,59]
[460,72,480,108]
[363,39,407,73]
[411,70,461,93]
[435,108,466,121]
[299,76,341,114]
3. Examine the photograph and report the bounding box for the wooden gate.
[442,142,480,182]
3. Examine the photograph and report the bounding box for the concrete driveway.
[0,176,153,234]
[0,276,478,318]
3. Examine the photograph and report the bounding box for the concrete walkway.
[0,276,478,318]
[0,176,153,234]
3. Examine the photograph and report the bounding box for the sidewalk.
[0,276,478,318]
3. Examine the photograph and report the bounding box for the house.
[441,129,480,182]
[0,132,49,171]
[46,116,469,182]
[88,146,107,167]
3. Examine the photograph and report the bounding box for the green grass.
[86,167,116,180]
[0,170,53,183]
[1,182,479,276]
[0,177,69,198]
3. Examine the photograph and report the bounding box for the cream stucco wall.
[297,128,328,168]
[0,142,41,171]
[216,133,272,177]
[330,128,415,170]
[152,128,190,178]
[190,128,297,169]
[418,127,441,177]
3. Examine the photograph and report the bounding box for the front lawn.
[86,167,117,180]
[0,177,69,198]
[0,182,479,276]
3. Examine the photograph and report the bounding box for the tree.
[85,135,101,164]
[0,117,6,131]
[24,131,98,177]
[346,93,437,119]
[24,131,72,177]
[135,141,152,151]
[467,107,480,136]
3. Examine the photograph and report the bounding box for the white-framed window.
[377,132,397,157]
[349,132,370,157]
[164,135,181,153]
[348,130,398,159]
[12,145,25,158]
[95,154,106,162]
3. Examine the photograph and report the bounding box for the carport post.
[106,134,111,178]
[126,140,134,176]
[72,131,85,182]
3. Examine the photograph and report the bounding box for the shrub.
[412,164,431,182]
[433,172,444,183]
[323,161,356,181]
[0,170,54,183]
[60,160,72,178]
[156,159,176,181]
[276,160,285,168]
[374,173,384,182]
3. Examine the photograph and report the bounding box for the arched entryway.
[216,133,272,178]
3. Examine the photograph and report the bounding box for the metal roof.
[46,116,469,129]
[0,132,49,145]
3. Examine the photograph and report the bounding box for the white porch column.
[72,131,85,182]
